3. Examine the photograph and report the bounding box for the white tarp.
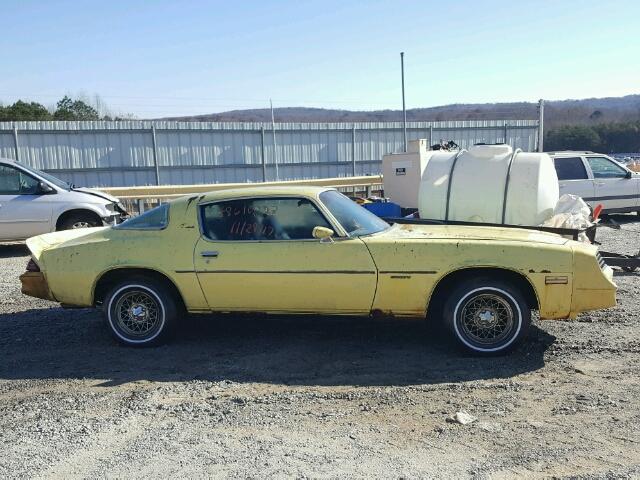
[542,194,593,242]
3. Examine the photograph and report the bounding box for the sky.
[0,0,638,118]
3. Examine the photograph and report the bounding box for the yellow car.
[20,186,617,354]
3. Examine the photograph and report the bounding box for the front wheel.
[103,278,177,346]
[442,278,531,355]
[59,213,101,230]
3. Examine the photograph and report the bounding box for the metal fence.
[0,119,539,188]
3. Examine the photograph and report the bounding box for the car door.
[193,196,378,314]
[552,156,595,205]
[585,156,639,211]
[0,165,54,240]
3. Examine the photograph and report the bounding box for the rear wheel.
[442,278,531,355]
[103,278,177,346]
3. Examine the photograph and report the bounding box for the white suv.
[0,158,126,241]
[550,151,640,214]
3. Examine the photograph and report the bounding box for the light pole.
[537,99,545,152]
[401,52,407,152]
[270,98,279,180]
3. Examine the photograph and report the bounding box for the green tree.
[0,100,52,121]
[53,95,100,120]
[545,125,602,151]
[594,122,640,152]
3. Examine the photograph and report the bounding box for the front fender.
[53,202,114,227]
[364,238,575,317]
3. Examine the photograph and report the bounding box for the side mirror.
[37,181,55,194]
[625,170,633,179]
[312,226,334,241]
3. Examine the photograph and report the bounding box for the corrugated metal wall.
[0,120,539,187]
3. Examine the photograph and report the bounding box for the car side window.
[552,157,588,181]
[587,157,628,178]
[200,197,332,241]
[0,165,40,194]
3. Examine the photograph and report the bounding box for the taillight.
[26,259,40,272]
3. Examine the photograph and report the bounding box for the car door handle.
[200,251,219,258]
[595,182,605,186]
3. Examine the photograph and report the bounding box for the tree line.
[0,96,122,121]
[545,122,640,153]
[2,96,640,153]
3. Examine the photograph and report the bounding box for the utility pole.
[400,52,407,152]
[270,98,279,180]
[537,99,545,152]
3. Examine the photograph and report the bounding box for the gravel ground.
[1,217,639,479]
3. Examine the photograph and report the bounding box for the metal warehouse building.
[0,120,540,188]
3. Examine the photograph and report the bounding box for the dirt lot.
[1,218,639,479]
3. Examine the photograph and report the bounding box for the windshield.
[17,162,71,190]
[319,190,389,237]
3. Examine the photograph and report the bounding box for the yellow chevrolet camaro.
[20,186,616,354]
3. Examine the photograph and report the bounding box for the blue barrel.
[362,202,402,218]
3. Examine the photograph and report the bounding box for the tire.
[442,277,531,355]
[58,212,102,230]
[103,278,177,347]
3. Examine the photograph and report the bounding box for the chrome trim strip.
[379,270,437,274]
[195,270,376,274]
[583,194,639,201]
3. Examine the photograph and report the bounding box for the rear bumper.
[20,272,55,301]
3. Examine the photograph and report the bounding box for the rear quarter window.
[553,157,588,180]
[115,204,169,230]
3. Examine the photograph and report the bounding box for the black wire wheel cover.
[108,285,166,343]
[453,287,522,352]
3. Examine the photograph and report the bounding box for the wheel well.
[93,268,186,311]
[56,209,102,230]
[427,267,539,318]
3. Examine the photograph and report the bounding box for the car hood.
[72,187,120,204]
[372,223,570,245]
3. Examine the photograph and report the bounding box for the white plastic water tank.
[418,144,559,225]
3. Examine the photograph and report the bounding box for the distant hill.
[162,94,640,129]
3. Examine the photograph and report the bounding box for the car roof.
[547,151,596,156]
[174,185,335,205]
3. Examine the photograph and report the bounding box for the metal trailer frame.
[382,217,640,272]
[597,250,640,272]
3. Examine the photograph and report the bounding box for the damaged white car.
[0,158,126,241]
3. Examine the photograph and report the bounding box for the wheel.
[103,278,177,346]
[442,278,531,355]
[58,213,101,230]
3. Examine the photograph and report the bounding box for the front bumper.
[569,265,617,318]
[102,202,129,226]
[20,272,55,301]
[101,213,127,226]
